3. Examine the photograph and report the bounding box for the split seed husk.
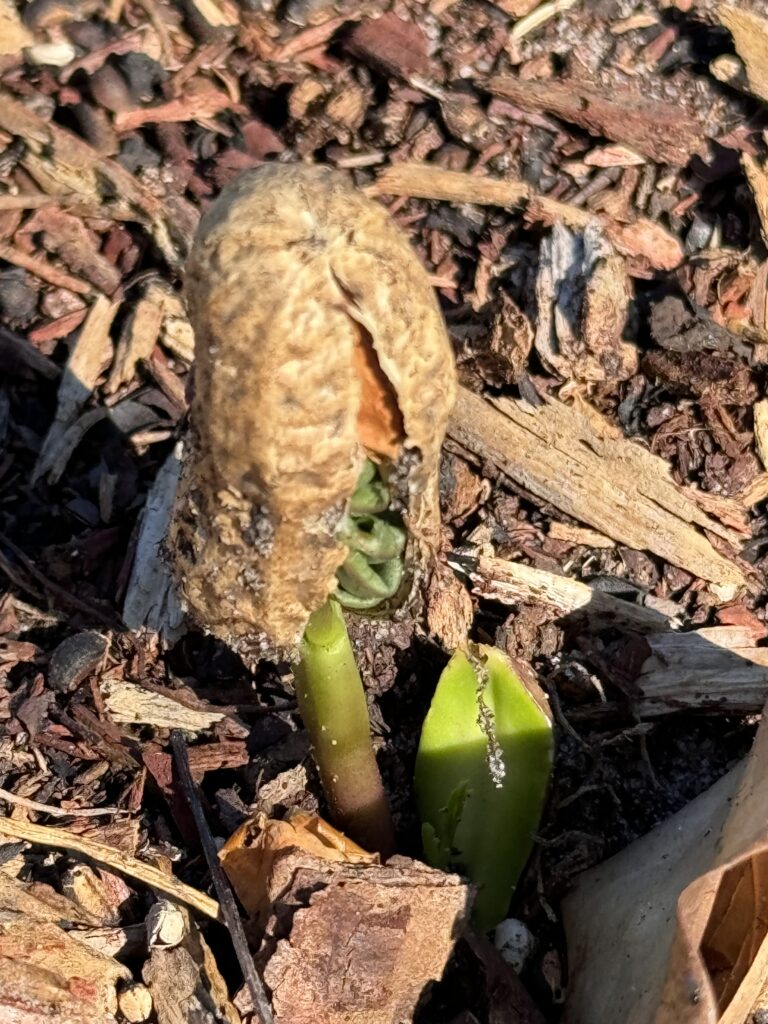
[169,164,457,657]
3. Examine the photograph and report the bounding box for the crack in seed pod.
[169,164,457,658]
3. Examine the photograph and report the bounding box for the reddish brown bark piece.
[221,813,469,1024]
[264,872,467,1024]
[262,853,469,1024]
[345,13,430,80]
[487,76,705,166]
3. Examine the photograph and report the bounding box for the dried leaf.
[563,767,741,1024]
[220,811,377,922]
[565,707,768,1024]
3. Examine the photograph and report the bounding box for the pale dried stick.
[0,816,221,921]
[0,786,127,819]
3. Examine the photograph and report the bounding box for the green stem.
[294,599,395,856]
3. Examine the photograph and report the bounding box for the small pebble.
[494,917,535,973]
[118,134,162,174]
[118,982,153,1023]
[25,41,76,66]
[146,899,187,948]
[90,62,134,114]
[0,269,38,327]
[48,631,107,694]
[116,52,167,102]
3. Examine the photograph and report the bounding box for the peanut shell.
[170,164,456,656]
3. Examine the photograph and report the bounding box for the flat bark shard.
[717,5,768,105]
[462,554,676,634]
[486,75,706,166]
[534,222,636,383]
[449,387,748,590]
[264,870,467,1024]
[635,625,768,716]
[221,813,469,1024]
[122,446,186,640]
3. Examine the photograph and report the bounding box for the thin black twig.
[170,730,274,1024]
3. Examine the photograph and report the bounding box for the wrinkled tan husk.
[170,164,456,657]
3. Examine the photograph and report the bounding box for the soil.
[1,0,768,1020]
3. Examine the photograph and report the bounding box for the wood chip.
[158,291,195,362]
[0,915,130,1016]
[101,678,224,731]
[122,446,186,639]
[34,294,119,483]
[534,221,637,382]
[106,281,167,392]
[0,239,91,294]
[754,398,768,470]
[449,387,748,589]
[548,522,615,548]
[143,906,240,1024]
[460,553,675,633]
[717,5,768,105]
[0,87,179,269]
[743,152,768,246]
[369,163,683,272]
[222,812,468,1024]
[345,12,430,79]
[635,625,768,715]
[0,0,32,54]
[114,81,238,132]
[486,75,705,165]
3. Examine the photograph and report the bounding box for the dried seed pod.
[170,163,456,657]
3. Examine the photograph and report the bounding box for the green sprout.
[294,598,395,856]
[292,461,408,856]
[415,645,554,930]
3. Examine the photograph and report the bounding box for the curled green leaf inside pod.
[348,461,390,515]
[415,645,554,931]
[336,551,404,604]
[337,515,406,562]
